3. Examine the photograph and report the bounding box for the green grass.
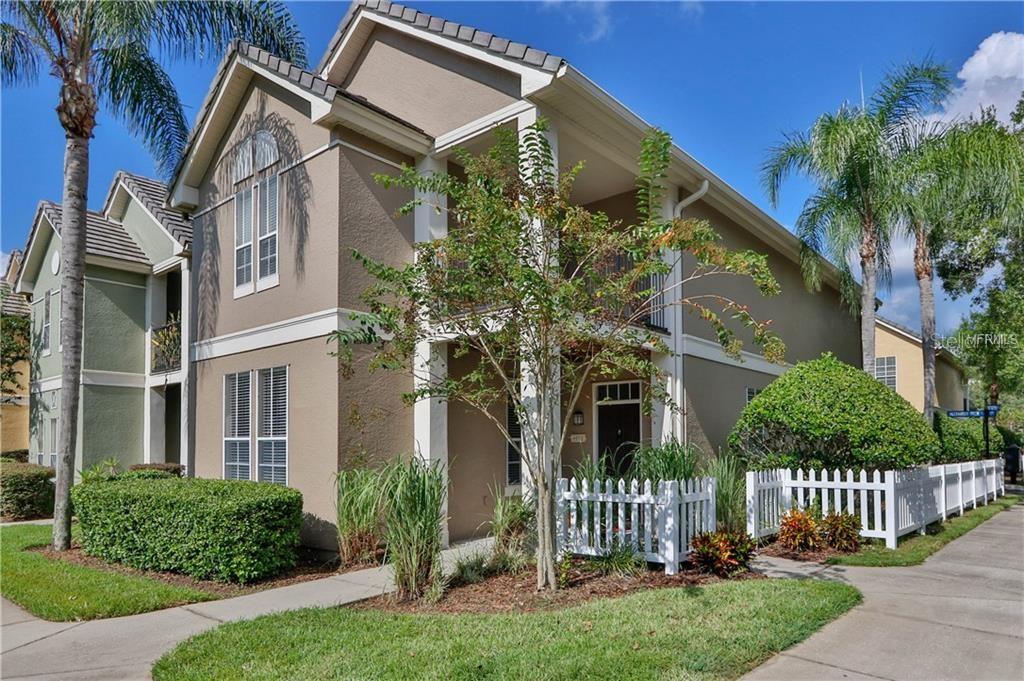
[827,494,1021,567]
[153,579,861,681]
[0,524,216,621]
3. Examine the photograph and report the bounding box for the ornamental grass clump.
[587,540,646,577]
[777,508,821,552]
[629,439,702,483]
[382,459,446,601]
[820,512,861,552]
[703,450,746,534]
[335,468,387,566]
[488,491,533,574]
[691,531,756,577]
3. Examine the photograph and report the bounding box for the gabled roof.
[111,172,193,248]
[0,281,30,317]
[876,315,963,370]
[37,201,150,266]
[317,0,564,76]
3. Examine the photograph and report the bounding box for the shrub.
[128,462,184,477]
[703,450,746,534]
[449,553,491,586]
[629,438,702,482]
[80,458,121,484]
[730,353,940,471]
[691,531,756,577]
[118,469,175,481]
[382,459,446,600]
[996,425,1021,449]
[1,449,29,463]
[0,462,55,520]
[71,478,302,583]
[587,540,645,577]
[933,413,1005,463]
[777,509,821,552]
[489,491,533,568]
[819,512,861,552]
[335,467,387,567]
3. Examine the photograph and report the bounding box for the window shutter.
[258,176,278,280]
[224,372,251,480]
[258,366,287,484]
[506,396,522,485]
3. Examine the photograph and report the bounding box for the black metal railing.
[151,318,181,373]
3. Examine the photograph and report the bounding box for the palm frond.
[0,21,39,86]
[760,130,811,207]
[95,42,188,177]
[871,58,951,129]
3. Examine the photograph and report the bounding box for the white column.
[652,184,682,445]
[413,154,449,546]
[145,388,166,463]
[179,260,191,475]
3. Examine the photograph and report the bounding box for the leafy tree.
[0,308,29,398]
[332,123,785,590]
[0,0,306,551]
[762,60,950,376]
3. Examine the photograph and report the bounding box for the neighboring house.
[166,0,861,548]
[874,317,967,413]
[1,250,31,453]
[15,172,192,473]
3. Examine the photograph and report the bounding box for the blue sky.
[2,1,1021,334]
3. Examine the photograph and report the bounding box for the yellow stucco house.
[874,317,967,413]
[1,250,31,454]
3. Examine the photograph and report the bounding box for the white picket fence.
[554,476,716,575]
[746,458,1006,549]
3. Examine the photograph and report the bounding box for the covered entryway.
[595,380,642,477]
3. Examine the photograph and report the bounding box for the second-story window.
[40,290,52,354]
[234,187,254,296]
[257,174,279,288]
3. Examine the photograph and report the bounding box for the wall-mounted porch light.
[572,410,584,426]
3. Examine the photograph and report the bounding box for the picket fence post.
[555,478,567,557]
[659,481,679,575]
[708,476,718,533]
[884,470,898,549]
[745,471,758,538]
[957,463,964,516]
[939,466,947,522]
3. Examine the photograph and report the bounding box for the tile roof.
[316,0,565,75]
[0,281,30,317]
[115,172,193,247]
[38,201,151,266]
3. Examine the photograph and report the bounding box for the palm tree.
[761,61,950,376]
[0,1,306,551]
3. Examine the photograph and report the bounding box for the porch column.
[145,388,166,463]
[180,260,192,474]
[517,107,561,489]
[652,184,683,445]
[143,274,167,464]
[413,153,450,546]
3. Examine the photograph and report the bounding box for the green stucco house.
[15,172,191,475]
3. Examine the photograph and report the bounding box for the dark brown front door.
[597,402,641,478]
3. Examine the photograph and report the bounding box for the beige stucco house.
[1,251,31,454]
[167,0,861,548]
[874,317,967,413]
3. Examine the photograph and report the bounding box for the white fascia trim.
[33,370,147,392]
[327,96,432,156]
[86,255,152,275]
[85,275,148,290]
[324,13,555,96]
[191,307,363,361]
[433,100,536,154]
[146,370,183,388]
[152,256,187,275]
[236,55,333,121]
[32,376,62,393]
[876,318,922,345]
[681,334,789,377]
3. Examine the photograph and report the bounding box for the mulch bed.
[31,543,343,598]
[353,557,764,615]
[757,542,848,563]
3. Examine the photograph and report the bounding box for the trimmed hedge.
[128,462,184,477]
[71,478,303,583]
[1,449,29,463]
[0,463,54,520]
[729,354,940,471]
[934,413,1006,463]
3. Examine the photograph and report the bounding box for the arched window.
[253,131,279,171]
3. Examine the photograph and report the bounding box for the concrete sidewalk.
[744,503,1024,681]
[0,538,490,680]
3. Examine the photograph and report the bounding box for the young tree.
[332,123,785,590]
[762,60,950,376]
[0,304,30,399]
[0,0,306,551]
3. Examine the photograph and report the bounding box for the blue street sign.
[947,410,985,418]
[987,405,1001,413]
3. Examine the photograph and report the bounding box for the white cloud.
[540,0,613,43]
[678,1,704,20]
[937,31,1024,123]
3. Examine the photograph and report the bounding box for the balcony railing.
[582,254,668,332]
[151,318,181,374]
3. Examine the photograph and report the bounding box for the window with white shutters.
[257,174,279,285]
[257,366,287,484]
[506,396,521,485]
[224,371,251,480]
[234,188,254,293]
[875,356,897,390]
[745,387,762,404]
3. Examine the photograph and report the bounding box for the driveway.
[745,503,1024,681]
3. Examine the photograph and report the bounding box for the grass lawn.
[0,524,215,621]
[153,579,861,681]
[827,494,1021,568]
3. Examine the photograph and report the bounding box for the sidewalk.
[745,503,1024,681]
[0,538,490,680]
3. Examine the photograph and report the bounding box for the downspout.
[672,179,710,446]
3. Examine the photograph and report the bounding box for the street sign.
[947,410,985,418]
[987,405,1001,413]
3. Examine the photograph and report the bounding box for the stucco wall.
[341,26,520,137]
[683,355,777,454]
[121,199,176,264]
[1,403,29,453]
[82,273,146,374]
[81,385,144,469]
[936,357,966,411]
[29,230,62,380]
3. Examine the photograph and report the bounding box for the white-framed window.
[223,371,251,480]
[40,291,52,355]
[257,366,287,485]
[875,356,897,390]
[232,139,254,185]
[595,381,641,403]
[253,131,279,171]
[745,387,762,404]
[57,293,62,352]
[234,187,254,297]
[506,396,522,486]
[49,416,58,469]
[256,174,279,290]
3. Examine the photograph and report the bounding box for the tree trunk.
[52,134,89,551]
[859,230,879,377]
[914,224,937,424]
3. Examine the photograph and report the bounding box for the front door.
[597,402,641,478]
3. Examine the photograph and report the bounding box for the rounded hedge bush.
[128,462,184,477]
[729,353,940,471]
[934,413,1005,463]
[71,478,303,583]
[1,449,29,463]
[0,462,55,520]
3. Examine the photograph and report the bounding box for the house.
[15,172,192,472]
[1,250,31,454]
[874,316,967,413]
[167,0,861,549]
